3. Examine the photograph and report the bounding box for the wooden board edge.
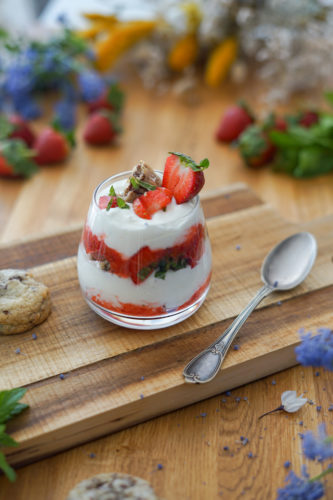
[6,344,297,468]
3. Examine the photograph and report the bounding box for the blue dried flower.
[13,94,41,119]
[5,63,35,97]
[54,98,76,130]
[295,328,333,371]
[277,468,324,500]
[303,424,333,462]
[78,70,106,102]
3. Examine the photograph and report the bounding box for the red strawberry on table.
[216,103,254,143]
[162,152,209,204]
[83,111,121,145]
[299,111,319,128]
[34,127,71,165]
[238,125,275,168]
[0,140,38,178]
[133,187,173,219]
[87,83,124,114]
[8,115,36,147]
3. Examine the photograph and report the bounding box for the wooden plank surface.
[1,79,333,500]
[1,186,333,473]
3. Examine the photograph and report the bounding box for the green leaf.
[107,83,125,113]
[0,452,16,482]
[0,388,28,424]
[0,427,18,448]
[169,152,210,171]
[1,140,38,178]
[238,125,268,160]
[324,91,333,107]
[0,116,14,140]
[116,198,129,209]
[108,185,116,197]
[130,177,140,189]
[294,147,333,178]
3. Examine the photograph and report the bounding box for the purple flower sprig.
[295,328,333,371]
[277,466,325,500]
[303,424,333,462]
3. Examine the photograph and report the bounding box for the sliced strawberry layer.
[90,272,211,317]
[82,222,206,284]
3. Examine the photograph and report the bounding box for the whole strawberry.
[299,111,319,128]
[8,115,36,147]
[0,140,38,178]
[238,125,275,168]
[34,127,70,165]
[162,152,209,204]
[87,83,124,114]
[83,111,121,145]
[216,103,254,143]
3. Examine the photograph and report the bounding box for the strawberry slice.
[162,152,209,204]
[133,187,173,219]
[98,195,117,209]
[129,246,164,284]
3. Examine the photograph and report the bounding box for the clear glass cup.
[77,171,212,329]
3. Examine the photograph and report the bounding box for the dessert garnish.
[124,160,161,202]
[133,187,172,219]
[162,152,209,203]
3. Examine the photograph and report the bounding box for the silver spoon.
[183,232,317,384]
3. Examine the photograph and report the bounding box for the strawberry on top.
[97,153,209,219]
[162,152,209,204]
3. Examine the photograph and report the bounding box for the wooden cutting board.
[1,183,332,468]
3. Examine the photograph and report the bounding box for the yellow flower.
[168,34,198,72]
[205,37,238,87]
[95,20,156,71]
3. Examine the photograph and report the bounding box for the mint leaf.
[169,152,210,171]
[0,452,16,482]
[108,185,116,197]
[116,198,129,209]
[0,426,18,448]
[0,388,28,424]
[325,91,333,107]
[130,177,140,189]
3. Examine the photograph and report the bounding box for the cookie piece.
[66,473,161,500]
[0,269,51,335]
[124,161,162,203]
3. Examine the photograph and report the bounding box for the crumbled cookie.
[0,269,51,335]
[124,160,161,202]
[66,473,161,500]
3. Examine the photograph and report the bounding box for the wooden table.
[0,81,332,500]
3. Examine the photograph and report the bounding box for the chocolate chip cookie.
[0,269,51,335]
[66,473,161,500]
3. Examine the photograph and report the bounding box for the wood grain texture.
[1,188,333,473]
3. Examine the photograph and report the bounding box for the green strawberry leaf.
[0,140,38,178]
[169,152,209,172]
[238,125,268,160]
[0,426,18,448]
[107,83,125,113]
[0,116,15,140]
[101,111,122,135]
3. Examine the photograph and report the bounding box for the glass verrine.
[77,171,212,329]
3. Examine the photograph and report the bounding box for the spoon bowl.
[261,232,317,290]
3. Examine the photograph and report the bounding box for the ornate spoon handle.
[183,284,273,384]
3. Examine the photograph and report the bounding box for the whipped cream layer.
[87,178,201,257]
[77,242,211,311]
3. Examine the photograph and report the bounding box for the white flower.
[281,391,307,413]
